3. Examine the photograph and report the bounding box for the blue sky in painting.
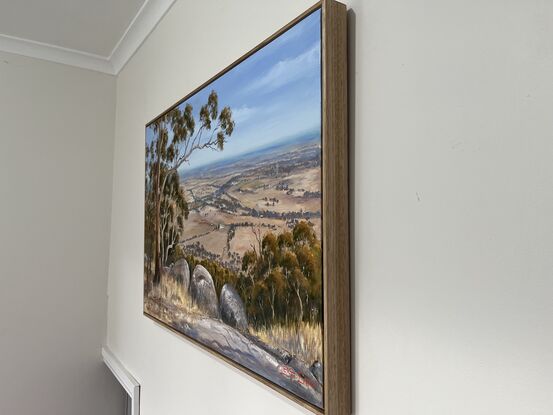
[146,9,321,171]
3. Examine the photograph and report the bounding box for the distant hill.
[180,130,321,180]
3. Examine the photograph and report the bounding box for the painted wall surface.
[107,0,553,414]
[0,52,124,415]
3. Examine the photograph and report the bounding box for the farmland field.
[179,135,322,271]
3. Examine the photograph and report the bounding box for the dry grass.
[146,272,323,365]
[252,322,323,364]
[146,272,200,316]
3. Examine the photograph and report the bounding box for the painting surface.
[144,9,323,408]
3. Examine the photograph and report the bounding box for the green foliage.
[173,222,322,330]
[168,244,186,266]
[144,90,235,286]
[239,221,322,328]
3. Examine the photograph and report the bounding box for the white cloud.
[231,105,257,124]
[246,42,320,93]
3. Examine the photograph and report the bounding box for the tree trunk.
[164,233,174,266]
[270,289,276,321]
[295,286,303,323]
[153,123,162,285]
[160,226,165,268]
[164,228,175,265]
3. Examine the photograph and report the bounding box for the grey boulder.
[171,258,190,291]
[310,360,323,384]
[190,265,220,318]
[220,283,248,331]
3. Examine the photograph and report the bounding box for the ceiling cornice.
[0,33,113,73]
[0,0,176,75]
[108,0,176,75]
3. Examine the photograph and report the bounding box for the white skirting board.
[102,347,140,415]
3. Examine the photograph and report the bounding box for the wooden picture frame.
[143,1,349,413]
[321,1,350,414]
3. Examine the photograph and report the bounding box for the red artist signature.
[278,365,317,389]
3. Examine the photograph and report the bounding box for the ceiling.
[0,0,176,74]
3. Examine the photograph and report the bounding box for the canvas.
[143,3,348,413]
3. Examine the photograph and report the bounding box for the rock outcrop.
[190,265,220,318]
[173,308,320,407]
[220,283,248,331]
[171,258,190,291]
[310,360,323,385]
[145,298,323,409]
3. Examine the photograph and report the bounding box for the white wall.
[0,52,124,415]
[107,0,553,414]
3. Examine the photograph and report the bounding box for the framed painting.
[143,1,349,413]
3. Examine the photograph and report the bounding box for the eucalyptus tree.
[149,91,235,284]
[240,222,322,326]
[160,170,189,266]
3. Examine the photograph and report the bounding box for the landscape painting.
[144,8,323,409]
